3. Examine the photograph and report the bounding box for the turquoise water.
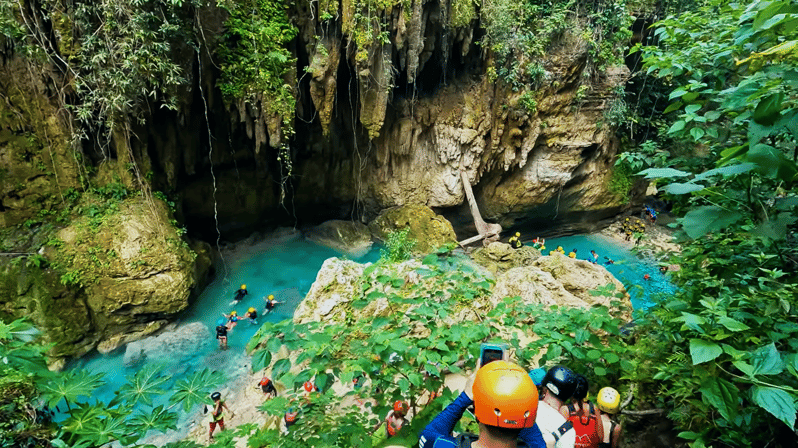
[68,231,379,416]
[537,233,675,309]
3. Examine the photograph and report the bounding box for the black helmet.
[211,391,221,400]
[572,374,588,401]
[541,366,577,401]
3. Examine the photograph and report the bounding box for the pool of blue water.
[536,233,675,309]
[67,231,379,415]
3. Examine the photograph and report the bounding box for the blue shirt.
[418,392,546,448]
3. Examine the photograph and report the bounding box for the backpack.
[567,403,601,448]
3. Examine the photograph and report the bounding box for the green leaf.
[752,343,784,375]
[689,339,723,365]
[700,377,739,421]
[668,120,686,134]
[271,358,292,380]
[685,104,701,114]
[169,368,225,413]
[693,163,756,181]
[637,168,691,179]
[663,182,705,195]
[690,127,705,141]
[751,386,797,428]
[717,316,750,332]
[663,101,683,114]
[114,363,169,407]
[679,206,743,239]
[422,254,438,265]
[747,144,798,181]
[594,366,607,376]
[252,350,272,372]
[733,360,756,377]
[41,369,106,409]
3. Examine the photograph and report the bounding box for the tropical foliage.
[623,0,798,445]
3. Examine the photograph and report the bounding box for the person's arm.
[418,392,472,447]
[611,422,622,448]
[519,423,547,448]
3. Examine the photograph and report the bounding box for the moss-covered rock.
[305,220,373,258]
[368,205,457,255]
[471,242,541,276]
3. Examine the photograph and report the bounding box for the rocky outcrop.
[368,204,457,254]
[305,220,373,258]
[471,242,542,276]
[531,252,627,306]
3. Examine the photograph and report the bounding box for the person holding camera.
[418,360,546,448]
[536,366,577,448]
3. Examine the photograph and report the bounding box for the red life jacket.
[386,419,403,437]
[568,402,601,448]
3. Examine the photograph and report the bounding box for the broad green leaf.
[679,206,743,239]
[668,120,686,134]
[690,339,723,365]
[663,101,683,114]
[271,358,292,380]
[751,386,797,428]
[663,182,705,195]
[169,368,225,413]
[747,144,798,181]
[252,350,272,372]
[752,343,784,375]
[693,163,756,181]
[732,360,756,377]
[700,377,739,421]
[690,127,705,141]
[637,168,691,179]
[685,104,701,114]
[41,369,106,409]
[422,253,438,265]
[113,363,169,407]
[717,316,750,332]
[752,212,798,241]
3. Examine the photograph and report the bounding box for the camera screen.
[481,348,504,366]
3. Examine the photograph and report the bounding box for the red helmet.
[473,361,538,429]
[259,377,271,386]
[393,400,408,415]
[303,381,315,392]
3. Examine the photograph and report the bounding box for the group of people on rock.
[215,284,283,350]
[619,217,646,244]
[420,361,623,448]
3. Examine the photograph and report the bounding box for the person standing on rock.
[208,391,234,442]
[258,376,277,398]
[215,318,229,350]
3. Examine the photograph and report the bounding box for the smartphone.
[480,342,508,367]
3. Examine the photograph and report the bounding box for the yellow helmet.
[268,294,274,300]
[515,232,521,237]
[241,284,247,289]
[597,387,621,414]
[248,307,255,313]
[625,218,629,221]
[230,310,237,316]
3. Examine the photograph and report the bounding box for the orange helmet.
[472,361,538,429]
[303,381,315,392]
[393,400,408,416]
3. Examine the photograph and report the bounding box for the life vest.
[216,325,227,338]
[386,419,403,437]
[567,403,601,448]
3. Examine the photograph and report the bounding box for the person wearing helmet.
[215,318,229,350]
[223,311,240,330]
[508,232,523,249]
[596,388,622,448]
[283,406,299,434]
[419,360,545,448]
[232,284,248,303]
[207,391,234,441]
[302,381,319,398]
[264,294,283,314]
[372,400,410,439]
[257,376,277,398]
[536,366,577,448]
[559,374,603,448]
[244,307,258,325]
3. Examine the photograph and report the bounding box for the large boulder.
[305,220,374,258]
[471,242,541,275]
[531,252,628,307]
[368,205,457,255]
